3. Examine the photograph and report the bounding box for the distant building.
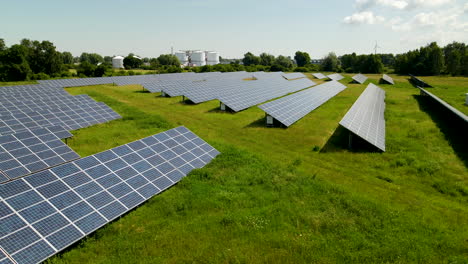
[175,50,220,67]
[112,56,125,69]
[311,59,323,65]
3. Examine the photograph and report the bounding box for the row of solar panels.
[0,82,123,183]
[36,71,295,88]
[258,82,386,151]
[0,126,219,264]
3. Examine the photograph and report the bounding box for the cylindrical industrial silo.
[191,51,206,66]
[112,56,125,69]
[175,52,188,65]
[206,51,220,65]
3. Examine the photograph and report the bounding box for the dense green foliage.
[321,52,339,71]
[123,54,143,69]
[395,42,467,76]
[155,54,180,66]
[0,38,73,81]
[36,74,467,263]
[79,52,104,65]
[294,51,311,67]
[340,53,384,73]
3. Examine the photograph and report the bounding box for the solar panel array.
[219,78,317,112]
[282,73,306,80]
[327,73,344,81]
[381,74,394,85]
[0,126,80,182]
[352,74,368,84]
[339,83,386,151]
[419,87,468,123]
[259,81,347,127]
[312,73,327,79]
[0,126,219,264]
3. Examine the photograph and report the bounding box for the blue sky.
[1,0,467,59]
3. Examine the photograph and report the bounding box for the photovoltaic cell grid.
[0,127,79,182]
[381,74,394,85]
[352,74,368,84]
[327,73,344,81]
[339,83,386,151]
[219,78,317,112]
[183,80,242,104]
[0,126,219,264]
[282,73,306,80]
[312,73,327,79]
[0,95,97,116]
[259,81,347,127]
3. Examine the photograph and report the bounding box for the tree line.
[1,38,467,82]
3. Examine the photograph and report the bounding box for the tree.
[242,52,260,66]
[0,39,5,51]
[80,52,104,65]
[321,52,339,71]
[275,55,293,69]
[156,54,180,66]
[0,44,32,81]
[426,42,444,75]
[20,40,63,76]
[360,54,383,73]
[294,51,311,67]
[61,52,74,65]
[77,61,96,77]
[259,53,275,66]
[104,56,113,64]
[123,54,143,69]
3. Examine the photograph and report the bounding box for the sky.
[1,0,467,59]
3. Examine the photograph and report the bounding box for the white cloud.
[357,0,408,10]
[356,0,452,10]
[343,11,385,24]
[389,7,466,32]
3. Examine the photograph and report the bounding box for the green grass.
[29,73,467,263]
[414,75,468,115]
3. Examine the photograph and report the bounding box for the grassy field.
[4,73,467,263]
[416,75,468,115]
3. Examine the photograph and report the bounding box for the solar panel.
[218,78,316,112]
[259,81,347,127]
[0,103,121,136]
[339,83,386,151]
[351,74,368,84]
[327,73,344,81]
[419,87,468,123]
[0,126,219,264]
[312,73,327,79]
[282,73,306,80]
[0,126,80,182]
[381,74,394,85]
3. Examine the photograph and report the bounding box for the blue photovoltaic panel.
[339,83,386,151]
[327,73,344,81]
[381,74,394,85]
[0,127,80,182]
[0,126,219,264]
[282,73,306,80]
[351,74,368,84]
[312,73,327,79]
[258,81,347,127]
[218,78,317,112]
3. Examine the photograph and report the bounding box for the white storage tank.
[206,51,220,65]
[175,52,188,64]
[112,56,124,69]
[191,51,206,66]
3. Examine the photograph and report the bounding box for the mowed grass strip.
[43,74,468,263]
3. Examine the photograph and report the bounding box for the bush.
[31,72,50,80]
[294,67,308,72]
